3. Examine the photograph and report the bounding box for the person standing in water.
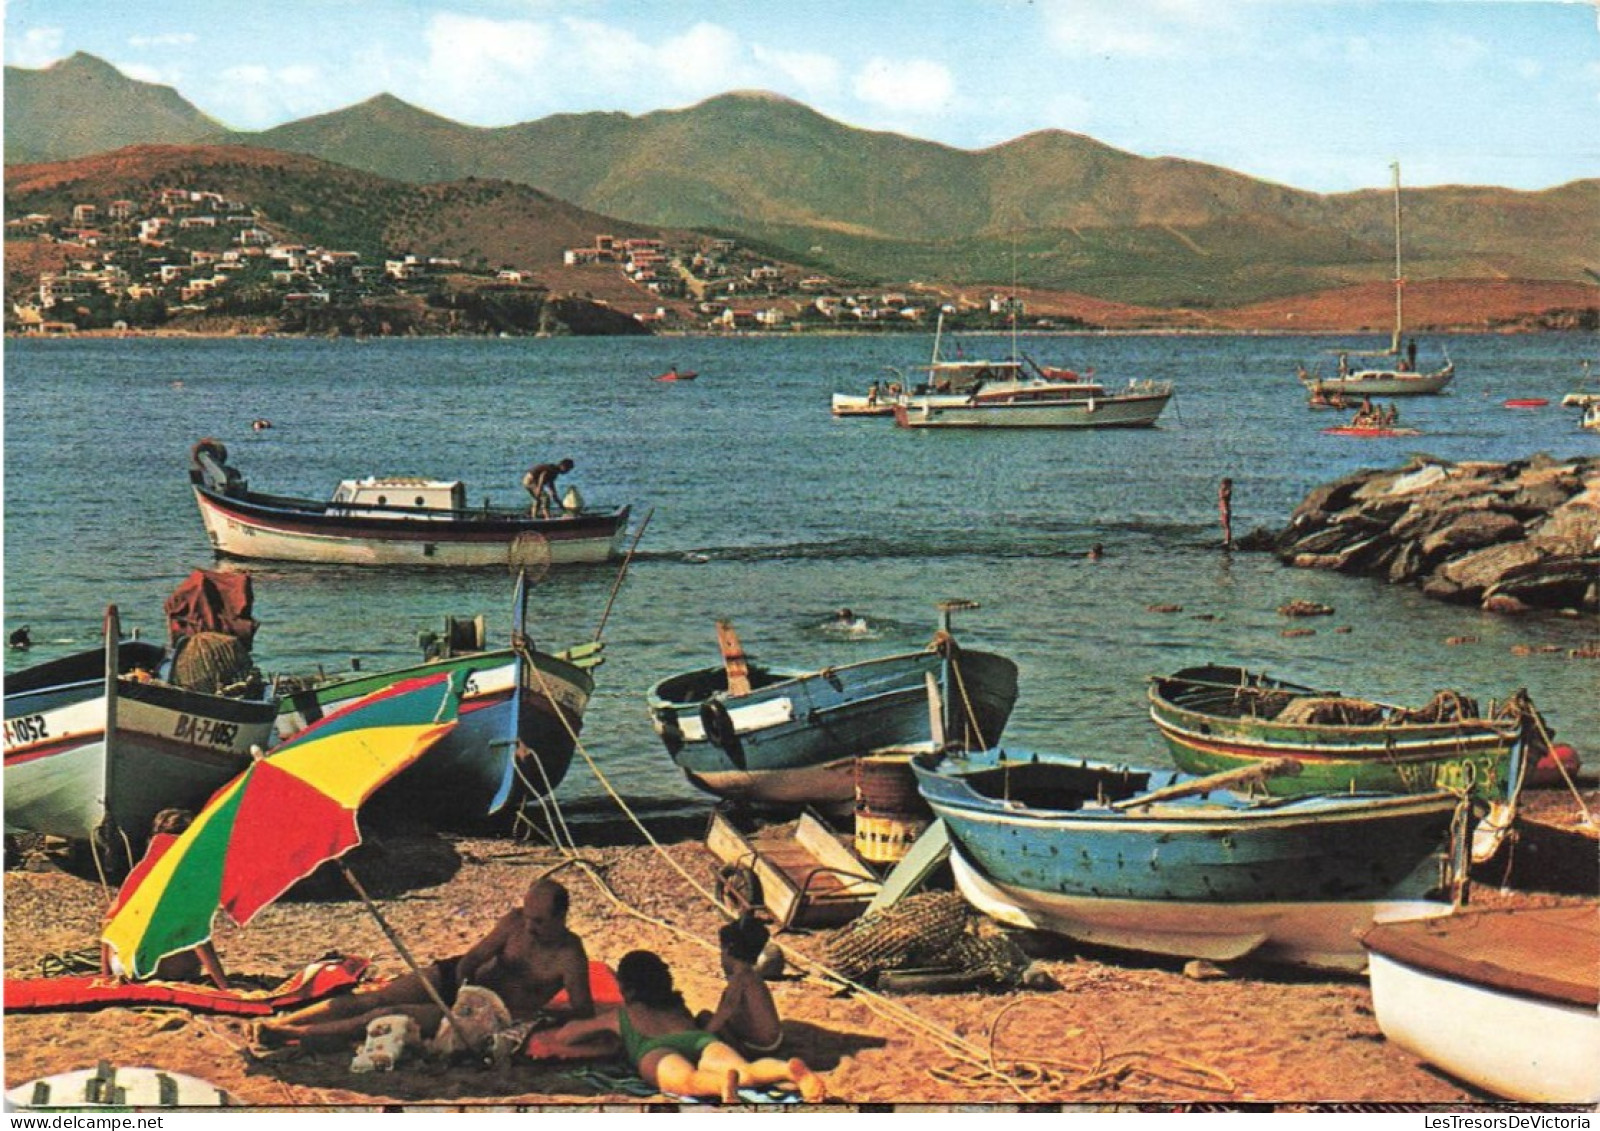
[1218,478,1234,550]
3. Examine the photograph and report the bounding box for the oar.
[715,620,753,697]
[1111,758,1302,810]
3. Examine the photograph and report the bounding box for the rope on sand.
[924,998,1237,1099]
[514,663,1040,1101]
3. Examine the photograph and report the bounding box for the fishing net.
[169,632,258,696]
[824,891,970,981]
[1273,696,1385,727]
[508,532,552,582]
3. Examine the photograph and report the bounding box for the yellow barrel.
[854,751,934,865]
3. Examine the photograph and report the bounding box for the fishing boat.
[1147,664,1524,804]
[188,439,630,568]
[912,746,1473,971]
[646,602,1019,809]
[1297,163,1455,398]
[4,602,278,867]
[273,574,600,824]
[1361,904,1600,1103]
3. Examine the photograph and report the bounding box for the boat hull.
[648,647,1019,807]
[1362,906,1600,1103]
[193,485,629,568]
[276,646,593,822]
[950,850,1449,972]
[894,390,1171,429]
[915,749,1464,970]
[1148,666,1519,803]
[5,654,276,846]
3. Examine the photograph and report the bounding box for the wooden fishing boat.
[1298,164,1455,399]
[912,746,1472,971]
[1361,903,1600,1102]
[273,575,600,824]
[1147,664,1523,804]
[4,605,277,866]
[188,439,630,568]
[647,603,1018,809]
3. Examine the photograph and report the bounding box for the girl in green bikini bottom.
[540,950,826,1103]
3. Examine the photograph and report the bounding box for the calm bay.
[5,331,1596,821]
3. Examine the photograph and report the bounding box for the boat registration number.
[174,715,242,748]
[4,714,49,748]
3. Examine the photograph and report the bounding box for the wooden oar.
[715,620,752,697]
[1111,757,1302,810]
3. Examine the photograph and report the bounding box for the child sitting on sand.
[696,914,783,1057]
[539,950,824,1104]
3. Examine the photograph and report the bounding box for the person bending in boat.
[540,950,825,1103]
[102,809,230,989]
[258,878,593,1051]
[696,913,784,1058]
[523,458,574,518]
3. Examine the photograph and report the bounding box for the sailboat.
[1298,163,1455,398]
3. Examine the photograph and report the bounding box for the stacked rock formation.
[1268,454,1599,615]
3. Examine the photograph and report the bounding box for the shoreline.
[4,789,1594,1111]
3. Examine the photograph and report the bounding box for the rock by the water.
[1274,455,1599,615]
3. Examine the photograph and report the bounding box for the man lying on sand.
[258,878,593,1051]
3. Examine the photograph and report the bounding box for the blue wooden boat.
[647,605,1019,809]
[273,573,601,825]
[911,746,1472,971]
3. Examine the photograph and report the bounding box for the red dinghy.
[1322,425,1422,438]
[653,368,698,382]
[1503,398,1548,408]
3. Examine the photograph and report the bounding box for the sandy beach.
[3,786,1595,1112]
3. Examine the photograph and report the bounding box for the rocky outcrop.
[1272,454,1599,615]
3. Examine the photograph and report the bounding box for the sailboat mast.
[1390,161,1403,356]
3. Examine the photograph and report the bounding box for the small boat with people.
[272,573,602,825]
[1321,398,1419,437]
[1297,163,1455,399]
[1361,903,1600,1103]
[646,601,1019,809]
[188,439,630,568]
[3,572,279,869]
[1147,663,1527,805]
[912,745,1476,971]
[654,367,698,382]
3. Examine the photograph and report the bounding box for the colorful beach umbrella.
[103,670,463,981]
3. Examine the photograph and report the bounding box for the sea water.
[4,332,1596,821]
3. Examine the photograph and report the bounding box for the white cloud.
[751,45,842,99]
[1040,0,1257,59]
[421,13,553,122]
[115,62,169,85]
[129,33,199,49]
[7,26,65,68]
[209,62,332,129]
[1511,57,1542,82]
[853,57,954,114]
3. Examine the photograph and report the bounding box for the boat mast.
[1390,161,1403,356]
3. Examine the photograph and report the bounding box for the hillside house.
[71,204,99,225]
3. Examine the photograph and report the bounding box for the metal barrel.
[853,749,934,865]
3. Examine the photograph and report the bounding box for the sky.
[4,0,1597,193]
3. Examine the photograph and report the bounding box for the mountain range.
[6,52,1598,311]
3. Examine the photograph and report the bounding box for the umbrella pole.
[338,863,472,1052]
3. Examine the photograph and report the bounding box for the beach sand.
[4,787,1594,1112]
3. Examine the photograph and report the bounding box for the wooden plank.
[866,820,951,917]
